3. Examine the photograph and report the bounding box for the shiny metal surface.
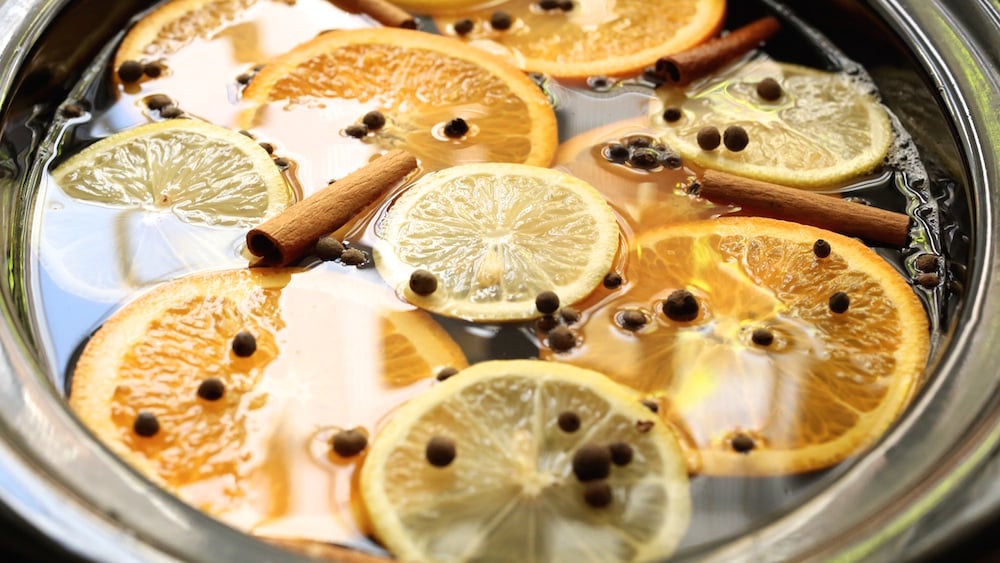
[0,0,998,561]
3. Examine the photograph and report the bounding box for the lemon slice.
[360,360,691,562]
[373,163,619,321]
[51,119,290,227]
[653,58,893,189]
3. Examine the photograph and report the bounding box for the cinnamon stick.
[247,149,417,266]
[655,16,781,85]
[332,0,417,29]
[693,169,911,247]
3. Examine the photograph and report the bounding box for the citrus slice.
[239,27,558,179]
[544,217,929,475]
[435,0,726,78]
[51,119,290,228]
[653,57,894,189]
[70,267,467,545]
[373,163,620,321]
[360,359,691,562]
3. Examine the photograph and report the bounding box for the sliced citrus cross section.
[544,217,929,475]
[70,267,467,545]
[373,163,620,321]
[653,57,894,189]
[435,0,726,78]
[360,359,691,562]
[240,27,558,181]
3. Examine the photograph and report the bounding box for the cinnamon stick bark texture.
[247,149,417,266]
[694,169,911,247]
[350,0,418,29]
[655,16,782,85]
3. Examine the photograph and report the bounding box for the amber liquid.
[28,0,950,556]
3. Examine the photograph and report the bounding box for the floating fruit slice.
[435,0,726,78]
[545,217,928,475]
[70,268,467,544]
[653,57,894,189]
[240,28,558,180]
[373,163,619,321]
[360,359,691,562]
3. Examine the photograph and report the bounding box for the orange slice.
[240,28,558,180]
[544,217,929,475]
[70,267,467,545]
[435,0,726,78]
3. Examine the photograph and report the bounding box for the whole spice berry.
[453,18,474,36]
[663,107,682,122]
[731,433,755,453]
[723,125,749,152]
[362,110,386,131]
[232,331,257,357]
[490,11,513,30]
[813,239,832,258]
[583,481,613,508]
[436,366,459,381]
[696,126,721,150]
[117,60,144,83]
[142,62,163,78]
[159,105,183,119]
[345,124,368,138]
[197,377,225,401]
[315,237,345,261]
[641,398,659,413]
[133,411,160,437]
[548,326,576,352]
[629,148,661,169]
[443,117,469,138]
[751,327,774,347]
[409,269,439,296]
[608,442,633,466]
[340,248,367,266]
[557,411,581,433]
[604,142,629,163]
[619,309,647,330]
[829,291,850,314]
[663,289,699,322]
[332,428,368,457]
[535,290,560,314]
[573,443,611,481]
[426,436,457,467]
[603,272,623,289]
[756,77,783,101]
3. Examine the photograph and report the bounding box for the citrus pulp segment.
[360,360,691,562]
[544,217,929,475]
[373,163,620,321]
[653,58,894,189]
[435,0,726,78]
[51,119,291,228]
[70,267,467,543]
[240,28,558,173]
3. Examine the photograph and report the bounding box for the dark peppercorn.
[629,148,661,169]
[557,411,581,433]
[608,442,633,466]
[340,248,367,266]
[453,18,474,35]
[641,398,659,413]
[332,428,368,457]
[61,103,85,118]
[315,237,345,261]
[535,315,559,332]
[916,273,940,288]
[345,124,368,138]
[436,366,459,381]
[813,239,832,258]
[756,77,783,101]
[663,107,682,122]
[117,60,144,83]
[696,126,721,150]
[362,111,386,130]
[751,327,774,347]
[142,62,163,78]
[426,436,457,467]
[583,481,612,508]
[232,331,257,357]
[548,326,576,352]
[409,269,439,296]
[559,307,581,325]
[603,272,623,289]
[535,291,560,314]
[572,443,611,481]
[915,253,939,273]
[159,105,184,119]
[723,125,749,152]
[197,377,225,401]
[133,411,160,437]
[619,309,647,330]
[490,11,513,30]
[829,292,850,314]
[443,117,470,138]
[732,433,755,453]
[663,289,699,322]
[604,143,629,163]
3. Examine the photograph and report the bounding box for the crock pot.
[0,0,997,561]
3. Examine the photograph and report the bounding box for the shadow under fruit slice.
[360,360,691,562]
[544,217,929,476]
[69,267,467,546]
